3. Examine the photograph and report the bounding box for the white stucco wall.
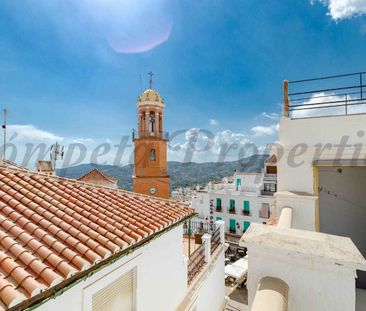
[188,249,226,311]
[247,247,356,311]
[35,225,188,311]
[277,114,366,194]
[274,191,317,231]
[274,114,366,231]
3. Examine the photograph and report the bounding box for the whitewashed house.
[0,164,225,311]
[191,159,277,245]
[240,74,366,310]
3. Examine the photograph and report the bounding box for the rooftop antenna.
[50,142,64,170]
[2,108,7,161]
[148,71,154,89]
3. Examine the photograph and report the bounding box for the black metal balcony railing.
[228,208,236,214]
[264,173,277,179]
[242,210,251,216]
[132,130,169,141]
[183,221,216,236]
[261,190,275,196]
[210,227,221,255]
[285,71,366,119]
[216,206,222,212]
[187,243,205,284]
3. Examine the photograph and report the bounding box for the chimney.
[36,160,55,176]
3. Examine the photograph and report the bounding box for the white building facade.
[241,75,366,311]
[35,224,226,311]
[191,164,277,244]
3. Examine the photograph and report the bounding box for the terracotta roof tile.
[78,168,118,183]
[265,154,277,164]
[0,166,194,309]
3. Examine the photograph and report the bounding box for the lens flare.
[106,19,173,54]
[81,0,173,54]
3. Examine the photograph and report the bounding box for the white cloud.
[260,112,279,121]
[250,124,279,137]
[209,118,218,126]
[8,125,63,141]
[312,0,366,20]
[168,128,262,162]
[71,137,94,144]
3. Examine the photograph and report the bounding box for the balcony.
[284,72,366,119]
[183,220,215,237]
[216,206,222,212]
[242,210,251,216]
[228,208,236,214]
[132,130,169,141]
[263,173,277,181]
[186,226,222,285]
[261,190,275,196]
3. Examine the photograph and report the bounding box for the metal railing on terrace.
[183,221,216,236]
[283,71,366,119]
[210,227,221,254]
[187,226,221,285]
[187,243,205,284]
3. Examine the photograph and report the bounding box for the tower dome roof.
[138,89,164,104]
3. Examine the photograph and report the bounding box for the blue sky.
[0,0,365,166]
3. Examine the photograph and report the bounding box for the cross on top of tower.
[148,71,154,89]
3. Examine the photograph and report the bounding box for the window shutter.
[92,270,134,311]
[244,201,250,212]
[229,219,236,231]
[244,221,250,231]
[260,203,270,219]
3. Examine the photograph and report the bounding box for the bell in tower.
[132,73,170,199]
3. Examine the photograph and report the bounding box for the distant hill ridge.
[57,154,269,190]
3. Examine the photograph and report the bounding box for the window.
[229,199,235,213]
[216,217,222,221]
[92,269,134,311]
[264,183,276,192]
[243,221,250,232]
[216,198,222,211]
[149,111,155,132]
[243,201,250,215]
[150,148,156,161]
[236,178,241,190]
[229,219,236,233]
[260,203,270,219]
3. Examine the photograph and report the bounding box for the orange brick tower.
[132,76,170,199]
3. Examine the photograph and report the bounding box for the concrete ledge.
[239,224,366,271]
[274,191,317,200]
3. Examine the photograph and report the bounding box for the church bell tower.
[132,73,170,198]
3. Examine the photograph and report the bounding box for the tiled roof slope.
[0,166,194,310]
[265,154,277,164]
[78,168,118,183]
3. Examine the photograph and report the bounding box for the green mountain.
[57,154,269,190]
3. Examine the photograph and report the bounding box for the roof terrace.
[283,71,366,119]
